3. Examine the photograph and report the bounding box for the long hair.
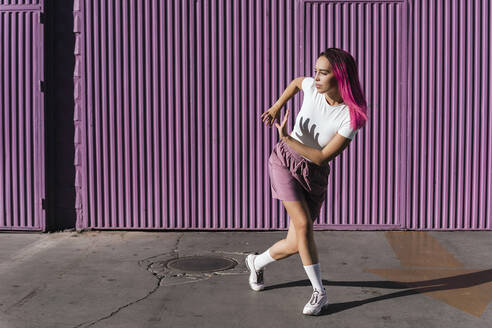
[318,48,369,131]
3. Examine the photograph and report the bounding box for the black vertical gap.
[157,0,162,228]
[223,0,227,228]
[14,12,20,227]
[121,0,127,226]
[86,0,93,229]
[21,12,27,227]
[97,0,103,228]
[198,0,202,229]
[6,11,11,225]
[92,0,98,227]
[206,0,210,228]
[191,0,195,229]
[0,12,5,226]
[476,0,481,229]
[30,11,35,228]
[103,0,111,227]
[171,0,176,228]
[164,0,169,227]
[126,0,133,227]
[111,0,118,225]
[11,11,18,227]
[149,0,154,229]
[213,0,218,229]
[178,0,182,229]
[0,12,3,225]
[134,0,139,228]
[185,0,190,228]
[146,0,152,227]
[431,0,436,229]
[441,0,445,229]
[141,0,147,229]
[486,0,491,230]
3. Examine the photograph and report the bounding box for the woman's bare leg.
[266,197,325,297]
[281,198,318,265]
[268,198,318,265]
[269,218,298,260]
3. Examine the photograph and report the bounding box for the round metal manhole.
[166,255,237,273]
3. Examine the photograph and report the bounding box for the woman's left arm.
[282,133,351,166]
[275,109,352,166]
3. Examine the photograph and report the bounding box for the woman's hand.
[260,105,281,127]
[275,108,290,138]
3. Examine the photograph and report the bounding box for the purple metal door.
[404,0,491,230]
[74,0,304,230]
[297,0,408,229]
[0,0,46,231]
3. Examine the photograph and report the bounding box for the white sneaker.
[245,253,264,291]
[302,287,329,315]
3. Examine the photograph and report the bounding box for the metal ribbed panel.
[0,1,40,4]
[407,0,491,230]
[298,0,406,228]
[0,0,41,10]
[0,1,45,231]
[74,0,300,230]
[74,0,491,231]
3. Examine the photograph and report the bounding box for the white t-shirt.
[290,77,358,161]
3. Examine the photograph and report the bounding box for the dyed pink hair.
[318,48,369,131]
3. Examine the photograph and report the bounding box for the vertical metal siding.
[0,0,45,231]
[407,0,491,229]
[74,0,301,230]
[298,0,407,228]
[74,0,491,231]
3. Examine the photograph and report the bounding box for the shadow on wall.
[45,0,76,231]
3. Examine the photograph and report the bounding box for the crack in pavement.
[70,234,251,327]
[173,232,184,254]
[71,232,185,328]
[71,281,161,328]
[72,270,163,328]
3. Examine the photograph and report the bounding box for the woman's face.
[313,56,338,94]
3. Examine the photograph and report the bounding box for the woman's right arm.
[271,76,305,110]
[261,76,306,127]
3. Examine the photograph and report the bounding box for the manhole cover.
[166,255,237,273]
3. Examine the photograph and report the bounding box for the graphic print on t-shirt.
[294,116,322,149]
[290,77,358,155]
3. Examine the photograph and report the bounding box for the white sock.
[254,248,277,270]
[303,263,325,293]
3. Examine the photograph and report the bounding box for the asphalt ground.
[0,230,491,327]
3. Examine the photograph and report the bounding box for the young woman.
[245,48,368,316]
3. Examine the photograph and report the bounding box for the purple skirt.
[268,138,330,221]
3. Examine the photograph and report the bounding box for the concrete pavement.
[0,229,491,327]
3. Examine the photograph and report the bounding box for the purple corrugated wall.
[0,0,45,231]
[299,0,407,228]
[73,0,491,231]
[406,0,491,229]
